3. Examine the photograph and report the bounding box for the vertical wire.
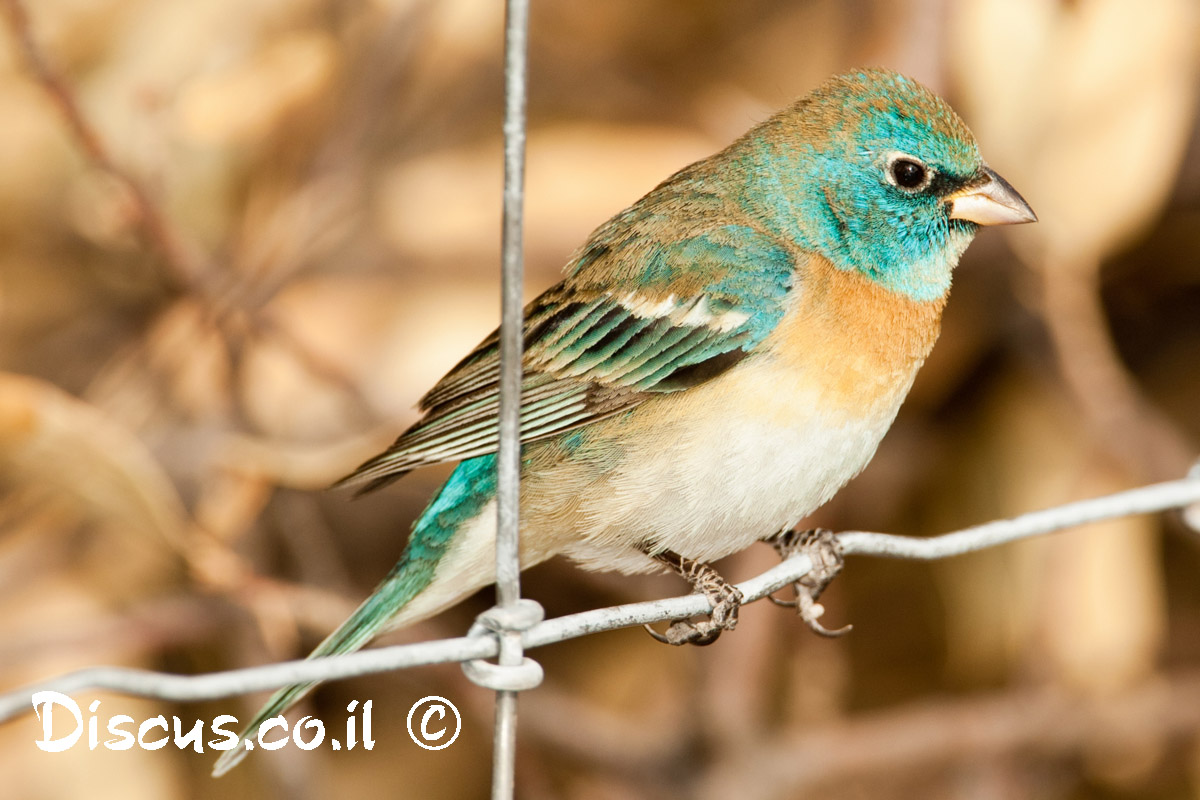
[496,0,528,613]
[493,1,529,798]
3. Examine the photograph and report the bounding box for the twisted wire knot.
[461,598,544,692]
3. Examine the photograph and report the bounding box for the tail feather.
[213,454,500,777]
[211,556,437,776]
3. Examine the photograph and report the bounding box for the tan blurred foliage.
[0,1,1198,798]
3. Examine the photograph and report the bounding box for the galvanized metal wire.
[1,473,1198,727]
[486,2,533,798]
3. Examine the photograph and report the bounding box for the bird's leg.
[641,548,743,646]
[764,528,852,637]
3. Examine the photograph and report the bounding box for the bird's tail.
[212,455,500,777]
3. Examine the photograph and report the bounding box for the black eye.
[890,158,927,190]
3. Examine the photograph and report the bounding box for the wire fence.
[488,2,532,797]
[2,477,1199,746]
[3,2,1200,797]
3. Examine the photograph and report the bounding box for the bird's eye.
[888,157,930,191]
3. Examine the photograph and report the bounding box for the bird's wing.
[337,224,796,494]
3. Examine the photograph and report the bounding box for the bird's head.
[744,68,1035,302]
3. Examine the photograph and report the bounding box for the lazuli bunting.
[215,68,1035,775]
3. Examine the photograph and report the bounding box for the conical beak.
[946,167,1037,226]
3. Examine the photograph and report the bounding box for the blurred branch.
[241,312,378,421]
[0,0,381,670]
[0,0,210,296]
[0,595,223,665]
[699,668,1200,800]
[1040,258,1196,479]
[519,685,689,772]
[0,0,375,419]
[1,472,1198,721]
[217,427,406,490]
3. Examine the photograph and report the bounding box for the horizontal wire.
[0,473,1196,723]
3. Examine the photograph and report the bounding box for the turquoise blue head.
[748,69,1035,301]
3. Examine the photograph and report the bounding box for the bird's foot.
[642,549,743,646]
[765,528,852,638]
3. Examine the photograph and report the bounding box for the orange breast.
[773,252,947,418]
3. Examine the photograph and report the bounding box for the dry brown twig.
[0,0,374,416]
[698,668,1200,800]
[0,0,210,295]
[0,0,384,650]
[1039,257,1196,481]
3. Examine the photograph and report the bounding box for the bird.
[213,67,1034,775]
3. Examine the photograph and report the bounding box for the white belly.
[557,352,915,573]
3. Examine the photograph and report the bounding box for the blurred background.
[0,0,1198,798]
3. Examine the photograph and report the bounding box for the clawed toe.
[644,619,724,646]
[641,548,743,647]
[638,530,851,646]
[795,586,851,638]
[767,528,852,637]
